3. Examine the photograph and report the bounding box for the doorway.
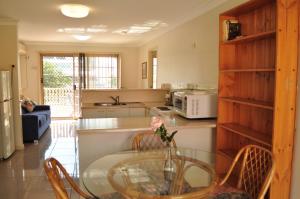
[148,50,157,88]
[41,55,79,118]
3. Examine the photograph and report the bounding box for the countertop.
[76,115,216,134]
[82,102,146,109]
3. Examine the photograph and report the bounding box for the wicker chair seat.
[100,192,125,199]
[210,184,252,199]
[211,192,251,199]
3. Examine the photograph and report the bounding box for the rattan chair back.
[132,131,177,151]
[44,158,92,199]
[220,145,275,199]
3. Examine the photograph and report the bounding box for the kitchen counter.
[77,115,217,174]
[76,115,216,133]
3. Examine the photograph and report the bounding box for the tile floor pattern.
[0,120,80,199]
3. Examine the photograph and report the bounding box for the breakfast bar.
[76,116,216,173]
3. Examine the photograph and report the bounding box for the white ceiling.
[0,0,227,46]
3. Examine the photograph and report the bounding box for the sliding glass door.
[41,55,79,118]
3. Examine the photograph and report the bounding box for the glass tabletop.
[82,148,221,199]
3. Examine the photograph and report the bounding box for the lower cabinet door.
[81,109,106,118]
[106,108,129,118]
[130,108,146,117]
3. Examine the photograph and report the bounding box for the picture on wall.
[142,62,147,79]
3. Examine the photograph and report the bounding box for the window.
[153,57,158,89]
[86,55,119,89]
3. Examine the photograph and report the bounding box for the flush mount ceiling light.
[60,4,90,18]
[73,35,91,41]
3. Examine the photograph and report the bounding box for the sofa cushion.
[21,98,36,112]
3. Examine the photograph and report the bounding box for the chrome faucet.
[110,96,120,105]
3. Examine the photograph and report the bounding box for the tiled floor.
[0,120,79,199]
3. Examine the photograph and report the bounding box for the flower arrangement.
[151,117,177,143]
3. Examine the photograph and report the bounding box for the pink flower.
[151,117,164,131]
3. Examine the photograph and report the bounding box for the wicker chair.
[218,145,275,199]
[132,131,177,151]
[44,157,93,199]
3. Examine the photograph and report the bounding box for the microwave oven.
[173,90,217,119]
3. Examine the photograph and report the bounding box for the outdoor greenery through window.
[43,56,73,88]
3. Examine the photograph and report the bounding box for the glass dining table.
[82,147,224,199]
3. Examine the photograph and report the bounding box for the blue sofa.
[22,105,51,142]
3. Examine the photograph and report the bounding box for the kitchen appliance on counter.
[0,71,15,159]
[173,90,217,119]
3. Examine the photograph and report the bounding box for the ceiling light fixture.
[73,35,91,41]
[60,4,90,18]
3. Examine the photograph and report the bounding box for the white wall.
[138,0,247,89]
[0,19,24,149]
[291,53,300,199]
[22,43,140,102]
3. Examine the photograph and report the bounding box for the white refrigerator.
[0,71,15,159]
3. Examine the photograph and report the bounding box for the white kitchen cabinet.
[81,108,106,118]
[129,108,145,117]
[106,108,129,118]
[82,107,145,118]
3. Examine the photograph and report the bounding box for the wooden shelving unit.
[218,149,238,160]
[217,0,299,198]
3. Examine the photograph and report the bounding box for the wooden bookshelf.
[218,149,237,160]
[217,0,299,198]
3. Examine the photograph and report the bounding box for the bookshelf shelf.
[219,123,272,147]
[222,31,276,45]
[220,68,275,73]
[218,149,237,160]
[219,97,274,110]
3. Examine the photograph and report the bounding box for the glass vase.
[164,142,176,181]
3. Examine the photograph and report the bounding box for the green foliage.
[43,62,72,88]
[154,124,178,143]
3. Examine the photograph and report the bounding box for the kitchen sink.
[94,102,127,106]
